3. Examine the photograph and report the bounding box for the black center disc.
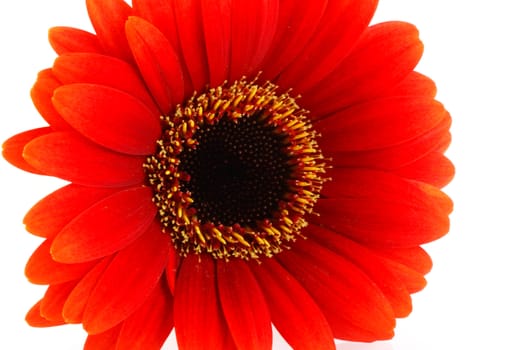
[178,113,291,226]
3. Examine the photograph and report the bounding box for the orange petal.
[387,71,437,98]
[228,0,279,81]
[304,21,424,117]
[315,97,447,152]
[52,52,158,114]
[126,16,185,113]
[374,246,433,275]
[328,115,451,170]
[261,0,328,81]
[393,152,455,188]
[84,325,122,349]
[322,168,453,215]
[40,281,79,322]
[165,246,178,296]
[200,0,231,86]
[277,0,378,92]
[26,300,66,328]
[116,279,173,349]
[250,258,335,350]
[2,127,51,174]
[52,84,160,155]
[278,239,395,341]
[30,69,73,130]
[51,187,156,263]
[63,257,112,324]
[217,259,272,350]
[174,254,236,350]
[173,0,209,92]
[23,131,145,187]
[306,225,415,318]
[86,0,133,61]
[311,197,450,247]
[25,239,96,285]
[82,223,169,333]
[48,26,103,55]
[24,184,118,238]
[131,0,193,96]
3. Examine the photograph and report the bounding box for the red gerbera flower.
[2,0,454,349]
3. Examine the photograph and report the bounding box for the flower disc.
[144,78,328,259]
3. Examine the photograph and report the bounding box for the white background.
[1,1,522,349]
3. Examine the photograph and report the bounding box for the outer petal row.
[52,84,160,155]
[315,97,447,152]
[86,0,133,61]
[82,222,170,334]
[276,0,379,92]
[2,127,51,174]
[278,239,395,341]
[23,131,145,187]
[304,21,424,117]
[48,26,103,55]
[174,255,236,350]
[50,186,157,263]
[27,224,170,339]
[250,258,336,350]
[52,52,159,114]
[125,16,185,114]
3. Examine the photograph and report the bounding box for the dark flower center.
[178,113,291,227]
[144,77,327,259]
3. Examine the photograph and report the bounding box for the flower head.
[3,0,453,349]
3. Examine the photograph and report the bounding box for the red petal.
[132,0,178,47]
[40,281,79,322]
[393,152,455,188]
[165,246,178,296]
[2,127,51,174]
[217,260,272,350]
[277,0,378,92]
[229,0,279,81]
[116,279,173,350]
[63,257,112,324]
[52,53,159,114]
[382,260,428,294]
[26,300,66,327]
[315,97,447,152]
[25,239,96,285]
[126,16,185,113]
[86,0,133,61]
[131,0,193,97]
[311,197,450,247]
[174,254,236,350]
[31,69,73,131]
[200,0,231,86]
[173,0,208,92]
[386,71,437,98]
[278,239,395,341]
[51,187,157,263]
[84,325,122,350]
[83,223,169,334]
[24,184,118,238]
[306,225,415,318]
[261,0,328,81]
[23,131,145,187]
[48,26,103,55]
[322,168,453,215]
[328,115,451,170]
[250,259,335,350]
[52,84,160,155]
[304,22,424,117]
[374,246,433,275]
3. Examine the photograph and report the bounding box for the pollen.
[144,77,328,259]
